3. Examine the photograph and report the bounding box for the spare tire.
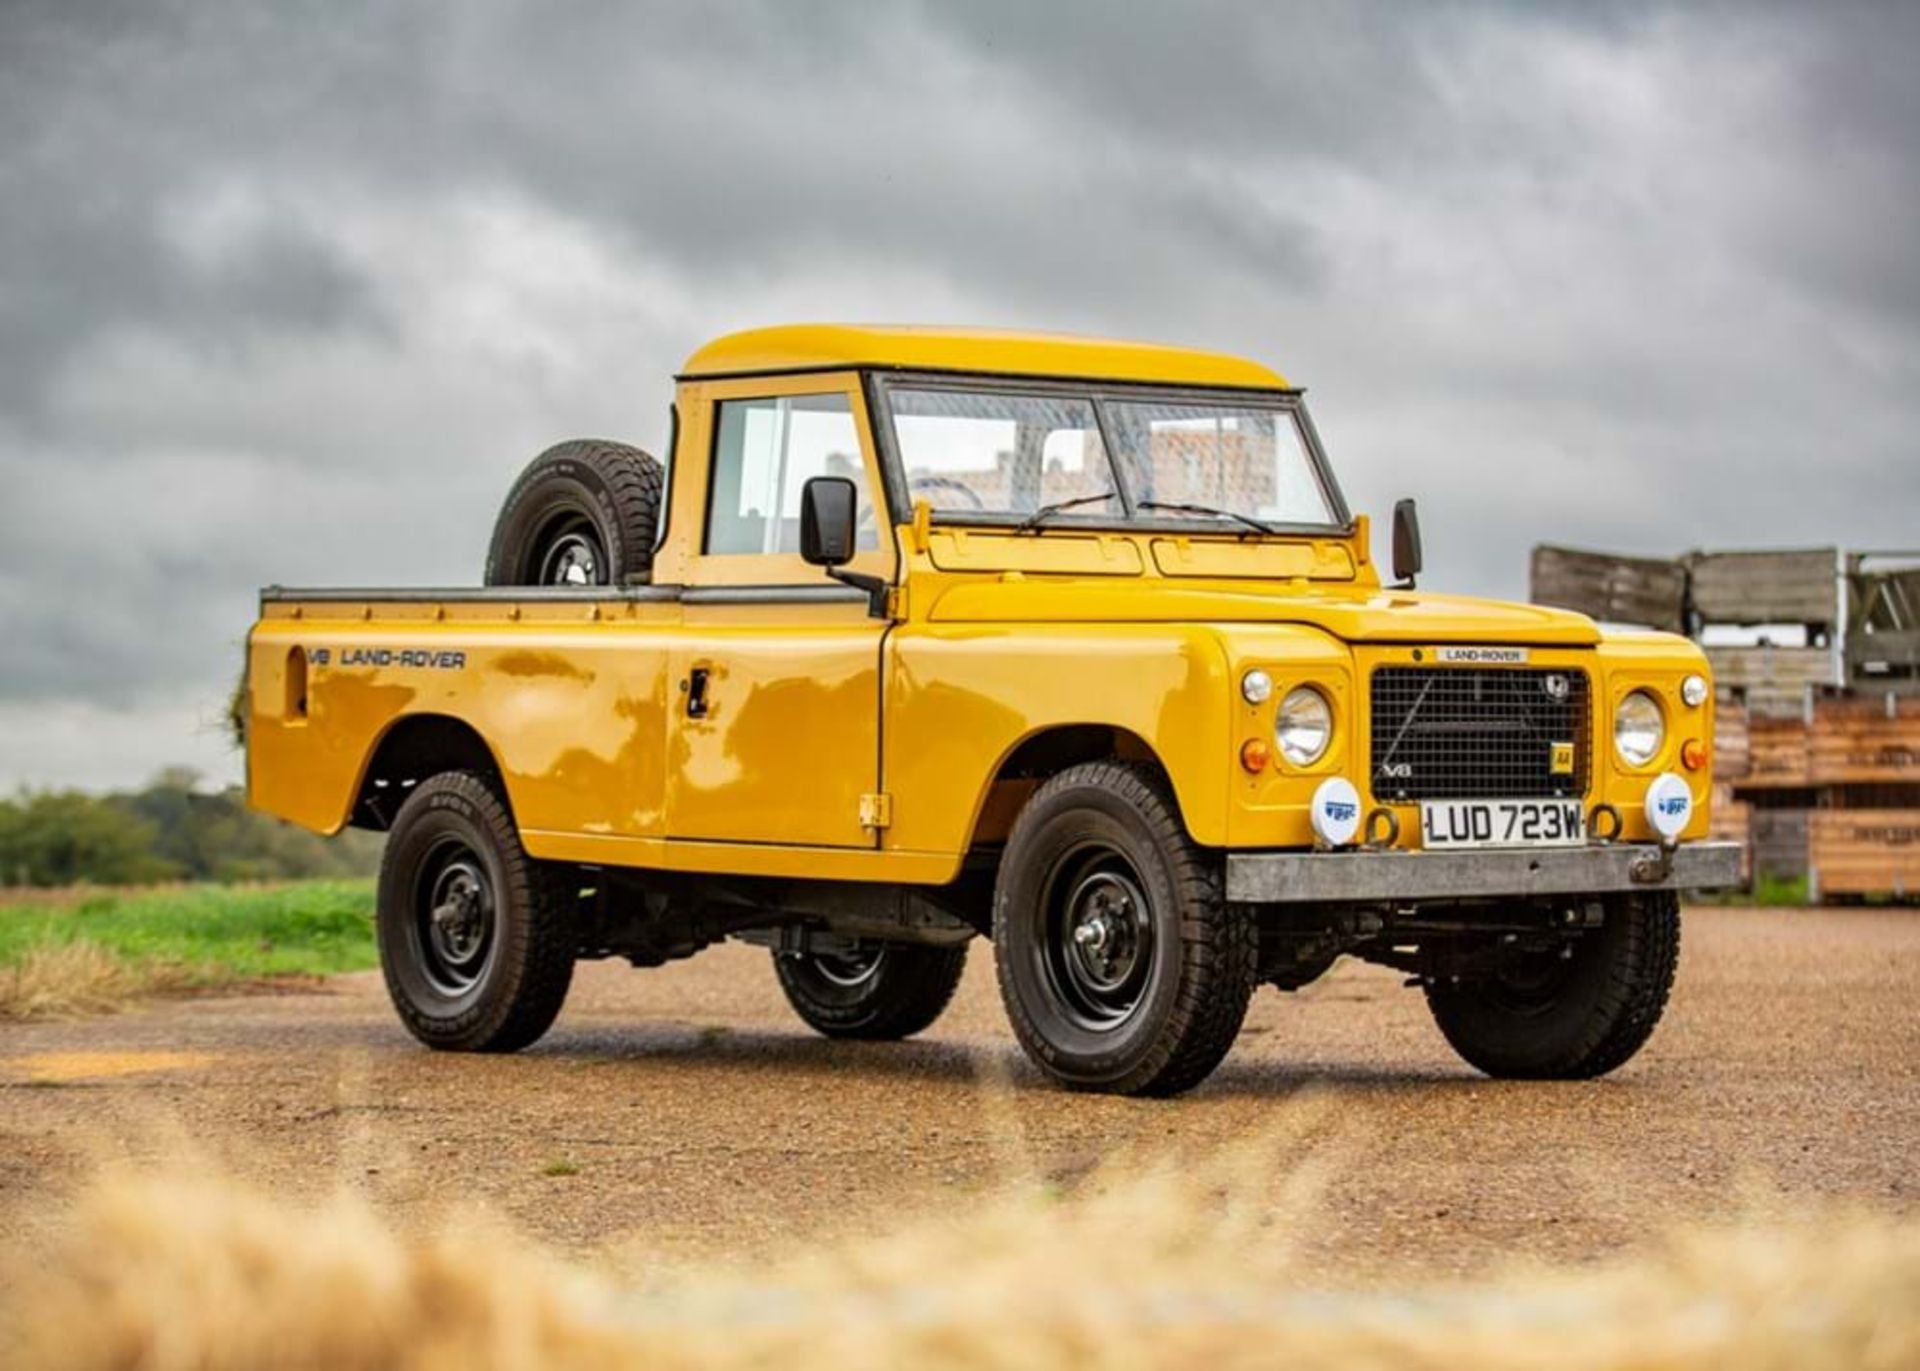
[484,439,663,586]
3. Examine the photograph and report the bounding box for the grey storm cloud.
[1,0,1916,789]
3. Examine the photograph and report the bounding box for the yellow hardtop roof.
[680,324,1291,389]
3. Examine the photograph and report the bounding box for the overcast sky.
[2,1,1916,791]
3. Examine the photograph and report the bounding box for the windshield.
[881,381,1340,530]
[886,389,1121,518]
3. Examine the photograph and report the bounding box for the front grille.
[1369,667,1590,801]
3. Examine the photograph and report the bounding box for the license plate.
[1419,798,1586,849]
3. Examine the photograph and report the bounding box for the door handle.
[685,666,711,719]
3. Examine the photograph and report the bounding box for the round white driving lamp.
[1614,690,1665,768]
[1643,772,1694,840]
[1241,668,1273,705]
[1681,673,1709,708]
[1276,686,1333,767]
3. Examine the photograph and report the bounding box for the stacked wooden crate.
[1534,542,1919,900]
[1718,693,1920,898]
[1810,810,1920,899]
[1806,696,1920,900]
[1750,810,1811,884]
[1719,693,1813,885]
[1705,644,1836,718]
[1745,715,1814,787]
[1708,696,1752,884]
[1806,694,1920,782]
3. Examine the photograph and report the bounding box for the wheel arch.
[964,723,1188,852]
[349,713,512,832]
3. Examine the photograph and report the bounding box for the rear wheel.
[377,772,576,1052]
[484,439,663,587]
[773,941,969,1040]
[1424,891,1680,1078]
[993,762,1256,1096]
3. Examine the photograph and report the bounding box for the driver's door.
[664,372,893,849]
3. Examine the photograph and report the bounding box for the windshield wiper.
[1012,491,1117,534]
[1136,501,1278,536]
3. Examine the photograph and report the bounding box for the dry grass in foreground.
[0,939,170,1020]
[1,1145,1913,1371]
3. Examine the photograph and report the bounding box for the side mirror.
[800,476,858,568]
[1391,498,1423,587]
[799,474,890,617]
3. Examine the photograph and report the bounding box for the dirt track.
[2,905,1915,1283]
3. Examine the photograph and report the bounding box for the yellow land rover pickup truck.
[246,325,1739,1095]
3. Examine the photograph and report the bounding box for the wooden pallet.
[1743,717,1812,789]
[1845,560,1920,694]
[1806,696,1920,783]
[1705,645,1836,718]
[1809,809,1920,899]
[1712,696,1750,779]
[1727,695,1920,789]
[1687,548,1838,627]
[1706,783,1752,885]
[1749,809,1810,882]
[1529,545,1841,633]
[1530,545,1688,631]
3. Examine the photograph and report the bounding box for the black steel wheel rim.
[413,837,497,996]
[1039,842,1155,1032]
[809,945,886,989]
[535,513,607,586]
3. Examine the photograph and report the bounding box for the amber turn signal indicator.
[1681,738,1707,771]
[1240,738,1271,772]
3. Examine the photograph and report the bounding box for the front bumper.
[1225,840,1744,905]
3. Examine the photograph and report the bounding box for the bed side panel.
[246,602,673,838]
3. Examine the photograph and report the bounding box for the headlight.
[1241,669,1273,705]
[1681,673,1708,708]
[1276,686,1333,767]
[1614,690,1665,767]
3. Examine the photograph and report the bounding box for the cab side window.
[706,394,880,556]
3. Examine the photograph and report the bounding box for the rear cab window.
[706,393,881,556]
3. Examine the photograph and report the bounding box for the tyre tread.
[378,771,575,1052]
[484,439,663,586]
[994,761,1255,1097]
[1425,892,1680,1079]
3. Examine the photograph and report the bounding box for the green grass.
[0,881,377,987]
[1752,873,1811,907]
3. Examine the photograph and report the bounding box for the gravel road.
[2,905,1914,1282]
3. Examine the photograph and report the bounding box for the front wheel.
[993,762,1256,1096]
[1424,891,1680,1079]
[773,941,969,1040]
[377,772,577,1052]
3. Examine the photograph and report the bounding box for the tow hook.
[1629,838,1678,885]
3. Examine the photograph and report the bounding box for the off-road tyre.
[484,439,663,586]
[993,762,1256,1096]
[772,942,969,1040]
[377,772,576,1052]
[1424,891,1680,1079]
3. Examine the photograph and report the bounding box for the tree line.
[0,769,383,888]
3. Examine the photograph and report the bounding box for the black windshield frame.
[864,370,1352,537]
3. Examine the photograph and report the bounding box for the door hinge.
[859,792,893,829]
